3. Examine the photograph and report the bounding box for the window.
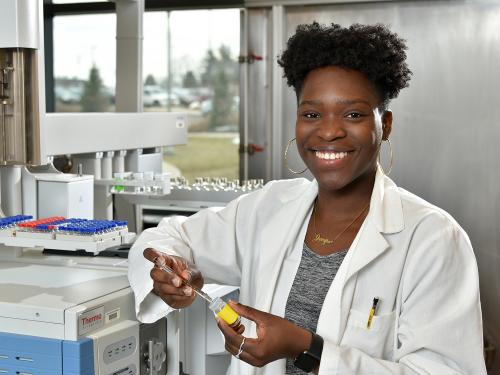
[52,13,116,112]
[143,9,241,181]
[48,4,241,180]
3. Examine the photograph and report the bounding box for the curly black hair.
[277,22,412,108]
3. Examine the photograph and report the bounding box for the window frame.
[43,0,243,112]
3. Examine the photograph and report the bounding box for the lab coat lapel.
[344,168,404,282]
[317,169,404,345]
[254,180,318,313]
[344,221,389,283]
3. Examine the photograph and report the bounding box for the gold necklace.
[312,199,370,246]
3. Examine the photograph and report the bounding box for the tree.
[182,71,198,88]
[201,49,218,86]
[199,45,239,129]
[210,65,232,129]
[217,45,239,82]
[200,46,238,87]
[145,74,157,86]
[81,65,108,112]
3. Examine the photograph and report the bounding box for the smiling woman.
[295,66,390,196]
[128,22,486,375]
[277,23,407,256]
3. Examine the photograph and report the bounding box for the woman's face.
[295,66,392,192]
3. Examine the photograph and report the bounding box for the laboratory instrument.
[0,253,169,375]
[95,171,171,196]
[119,176,264,233]
[0,0,43,167]
[0,215,133,253]
[22,168,95,219]
[0,0,238,373]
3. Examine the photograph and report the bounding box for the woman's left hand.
[217,301,312,368]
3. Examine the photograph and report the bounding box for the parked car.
[171,87,198,106]
[143,85,179,107]
[200,95,239,116]
[55,86,82,104]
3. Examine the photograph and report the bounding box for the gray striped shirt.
[284,243,348,374]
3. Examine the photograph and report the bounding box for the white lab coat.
[128,169,486,375]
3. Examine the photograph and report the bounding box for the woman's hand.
[217,301,312,368]
[143,248,204,309]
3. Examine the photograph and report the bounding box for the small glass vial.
[194,177,203,191]
[143,171,154,193]
[113,172,125,193]
[209,297,241,328]
[154,173,166,194]
[133,172,144,193]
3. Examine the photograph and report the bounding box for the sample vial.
[209,297,241,328]
[113,172,125,193]
[133,172,144,193]
[144,171,154,193]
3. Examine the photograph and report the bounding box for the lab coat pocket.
[341,308,395,360]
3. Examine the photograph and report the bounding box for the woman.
[128,23,486,374]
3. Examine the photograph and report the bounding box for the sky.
[53,8,240,87]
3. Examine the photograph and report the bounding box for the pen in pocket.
[366,297,380,329]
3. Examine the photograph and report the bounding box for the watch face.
[294,332,323,372]
[294,351,319,372]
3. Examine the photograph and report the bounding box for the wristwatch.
[293,331,324,372]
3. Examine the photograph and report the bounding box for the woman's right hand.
[143,248,204,309]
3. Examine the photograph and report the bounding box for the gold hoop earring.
[284,138,308,174]
[378,139,394,175]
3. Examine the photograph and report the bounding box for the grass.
[164,133,239,183]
